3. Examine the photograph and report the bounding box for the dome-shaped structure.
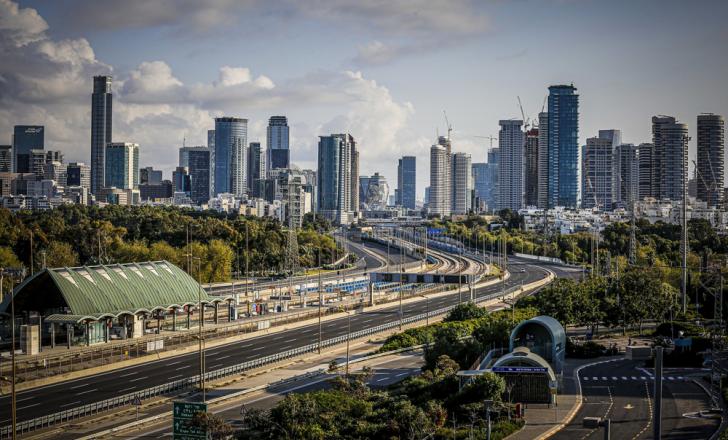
[509,315,566,372]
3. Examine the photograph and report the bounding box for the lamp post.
[193,257,205,402]
[2,267,24,440]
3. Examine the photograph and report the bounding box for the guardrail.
[0,274,523,439]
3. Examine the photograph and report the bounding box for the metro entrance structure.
[0,261,233,348]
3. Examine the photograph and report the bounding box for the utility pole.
[195,258,205,402]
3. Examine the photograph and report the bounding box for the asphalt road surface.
[551,359,719,439]
[0,252,578,427]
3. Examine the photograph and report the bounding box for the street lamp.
[1,266,25,440]
[192,257,205,402]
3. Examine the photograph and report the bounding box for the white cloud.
[0,0,422,182]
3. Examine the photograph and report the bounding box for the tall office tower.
[207,130,215,196]
[266,116,290,174]
[613,144,639,209]
[598,129,622,149]
[173,166,191,195]
[30,149,51,178]
[139,167,163,185]
[187,147,210,204]
[12,125,44,173]
[429,144,449,216]
[214,117,247,196]
[317,134,356,224]
[651,116,688,201]
[524,128,539,207]
[547,85,579,208]
[397,156,416,210]
[637,143,653,200]
[105,143,139,189]
[582,136,613,210]
[91,76,113,195]
[351,147,359,214]
[498,119,525,211]
[451,152,472,214]
[471,163,488,212]
[0,145,10,172]
[247,142,264,196]
[66,162,91,188]
[179,145,207,169]
[696,114,725,207]
[537,112,549,208]
[359,175,371,208]
[437,136,452,212]
[44,161,67,186]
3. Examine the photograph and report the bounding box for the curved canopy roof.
[0,261,214,321]
[491,346,556,382]
[510,315,566,349]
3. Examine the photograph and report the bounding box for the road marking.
[640,376,647,380]
[18,403,40,410]
[611,377,618,380]
[129,376,148,382]
[621,376,627,380]
[631,381,653,440]
[678,376,684,380]
[210,364,223,369]
[252,346,264,351]
[376,377,388,382]
[601,377,607,380]
[175,366,188,371]
[169,374,184,380]
[583,377,589,380]
[117,387,136,394]
[120,371,138,377]
[16,396,35,403]
[60,401,82,408]
[667,376,675,380]
[214,355,230,361]
[167,361,182,366]
[592,377,598,380]
[396,372,409,377]
[76,388,98,396]
[631,376,637,380]
[71,383,90,389]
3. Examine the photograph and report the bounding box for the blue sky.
[1,0,727,198]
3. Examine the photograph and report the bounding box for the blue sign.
[492,366,548,374]
[427,228,444,235]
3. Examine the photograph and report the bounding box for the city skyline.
[2,1,728,199]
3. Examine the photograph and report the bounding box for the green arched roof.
[0,261,212,320]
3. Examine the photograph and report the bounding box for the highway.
[0,242,578,429]
[552,359,719,439]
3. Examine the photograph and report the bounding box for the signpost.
[173,401,208,440]
[491,366,548,374]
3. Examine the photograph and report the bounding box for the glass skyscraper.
[397,156,416,210]
[267,116,290,173]
[12,125,44,173]
[91,76,112,195]
[547,84,579,208]
[317,134,356,224]
[105,143,139,189]
[214,117,247,196]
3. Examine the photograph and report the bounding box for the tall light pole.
[681,134,690,314]
[2,267,23,440]
[193,257,205,402]
[318,250,323,354]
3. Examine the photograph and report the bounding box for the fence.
[0,282,522,439]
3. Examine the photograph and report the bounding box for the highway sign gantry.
[173,401,208,440]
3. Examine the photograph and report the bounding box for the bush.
[566,339,606,358]
[653,321,702,337]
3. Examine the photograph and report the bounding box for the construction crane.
[443,110,453,141]
[474,135,498,150]
[517,96,531,130]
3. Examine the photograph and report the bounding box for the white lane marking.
[631,376,637,380]
[602,377,607,380]
[593,377,599,380]
[167,361,182,366]
[583,377,590,381]
[611,377,618,380]
[175,366,188,371]
[120,371,138,377]
[117,387,136,394]
[667,377,675,380]
[76,388,98,396]
[396,372,408,377]
[129,376,148,382]
[209,364,223,369]
[71,383,90,389]
[18,403,40,410]
[60,400,82,408]
[678,376,684,380]
[621,376,627,380]
[169,374,184,380]
[252,346,264,351]
[640,376,647,380]
[214,355,230,361]
[16,396,35,403]
[376,377,388,382]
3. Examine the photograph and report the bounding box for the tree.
[444,303,488,322]
[44,241,79,268]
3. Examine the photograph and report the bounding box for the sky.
[1,0,727,200]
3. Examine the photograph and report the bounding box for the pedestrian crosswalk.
[581,376,686,382]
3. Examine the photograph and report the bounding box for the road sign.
[132,396,142,406]
[173,401,208,440]
[491,366,548,374]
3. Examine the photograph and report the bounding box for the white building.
[498,119,524,210]
[429,144,449,217]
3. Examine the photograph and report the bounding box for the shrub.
[653,321,702,337]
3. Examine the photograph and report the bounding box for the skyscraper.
[397,156,416,210]
[139,167,163,185]
[266,116,290,173]
[582,135,613,210]
[637,143,653,200]
[451,152,472,214]
[317,134,356,224]
[12,125,44,173]
[351,147,359,214]
[613,144,639,209]
[498,119,524,211]
[105,143,139,189]
[213,117,247,196]
[188,147,211,204]
[696,114,724,207]
[537,112,549,208]
[429,144,449,217]
[247,142,264,197]
[652,116,688,201]
[547,85,579,208]
[524,128,539,207]
[207,129,215,196]
[173,166,191,195]
[471,163,488,212]
[0,145,11,172]
[91,76,112,195]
